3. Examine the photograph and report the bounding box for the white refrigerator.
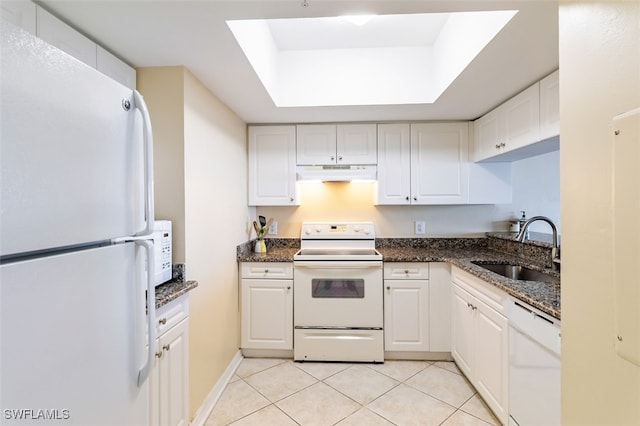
[1,21,156,425]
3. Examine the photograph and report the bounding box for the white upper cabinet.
[474,83,540,161]
[1,0,36,33]
[474,70,559,162]
[36,6,97,68]
[297,123,376,165]
[376,122,511,205]
[296,124,336,165]
[6,3,137,88]
[248,125,298,206]
[337,124,377,164]
[376,123,412,205]
[411,123,469,204]
[539,70,560,141]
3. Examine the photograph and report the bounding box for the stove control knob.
[304,228,311,235]
[364,227,371,235]
[353,226,361,233]
[315,227,322,233]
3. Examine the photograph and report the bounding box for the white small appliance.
[152,220,172,285]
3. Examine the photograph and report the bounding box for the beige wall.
[137,67,186,262]
[183,69,247,418]
[559,2,640,425]
[137,67,248,420]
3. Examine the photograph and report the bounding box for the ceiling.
[38,0,559,124]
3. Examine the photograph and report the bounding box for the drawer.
[452,266,507,315]
[384,262,429,280]
[241,262,293,279]
[156,293,189,337]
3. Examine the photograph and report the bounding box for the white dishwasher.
[508,297,561,426]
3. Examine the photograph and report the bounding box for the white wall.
[511,150,561,235]
[559,1,640,424]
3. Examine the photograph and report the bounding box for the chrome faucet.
[515,216,561,271]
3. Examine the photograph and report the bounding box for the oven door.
[293,260,383,328]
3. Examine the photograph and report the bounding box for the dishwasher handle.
[509,298,561,356]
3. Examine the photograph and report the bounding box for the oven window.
[311,279,364,298]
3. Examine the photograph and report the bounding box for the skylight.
[227,10,517,108]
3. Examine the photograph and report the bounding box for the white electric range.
[293,221,384,362]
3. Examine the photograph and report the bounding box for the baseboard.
[190,350,243,426]
[384,351,453,361]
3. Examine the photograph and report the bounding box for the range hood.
[296,165,377,182]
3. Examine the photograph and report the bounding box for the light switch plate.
[415,221,426,235]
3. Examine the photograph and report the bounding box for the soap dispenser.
[518,211,529,239]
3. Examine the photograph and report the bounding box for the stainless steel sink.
[471,262,556,283]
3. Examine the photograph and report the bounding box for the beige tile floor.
[205,358,499,426]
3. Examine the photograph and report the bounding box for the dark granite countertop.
[155,279,198,309]
[378,246,560,319]
[237,246,298,263]
[236,236,561,320]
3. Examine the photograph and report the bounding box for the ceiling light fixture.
[340,14,376,26]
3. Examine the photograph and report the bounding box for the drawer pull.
[158,318,167,325]
[404,270,409,274]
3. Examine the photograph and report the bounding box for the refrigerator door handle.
[133,90,155,237]
[136,239,156,387]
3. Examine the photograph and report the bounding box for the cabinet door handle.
[287,286,291,290]
[413,197,417,201]
[155,351,163,359]
[338,155,343,161]
[330,155,335,161]
[264,269,269,273]
[158,318,167,325]
[290,197,294,202]
[386,286,390,290]
[500,142,506,148]
[404,269,410,274]
[163,344,171,352]
[405,196,410,201]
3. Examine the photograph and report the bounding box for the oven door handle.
[293,261,382,269]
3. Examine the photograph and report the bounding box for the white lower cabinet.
[384,264,430,352]
[383,262,451,356]
[150,295,190,426]
[451,266,508,425]
[240,262,293,351]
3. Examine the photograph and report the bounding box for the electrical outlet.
[268,221,278,235]
[415,221,426,235]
